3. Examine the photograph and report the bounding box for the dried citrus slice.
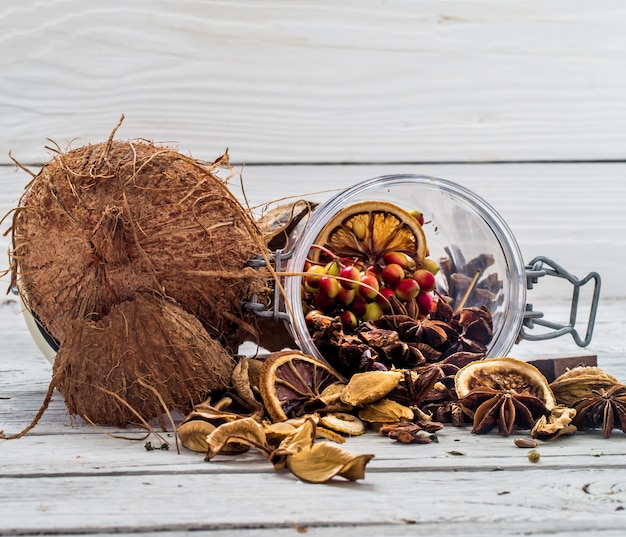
[260,351,346,422]
[455,357,556,409]
[311,201,428,265]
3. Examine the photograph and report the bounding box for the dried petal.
[178,420,216,452]
[205,417,270,461]
[358,399,414,423]
[286,442,374,483]
[340,370,403,406]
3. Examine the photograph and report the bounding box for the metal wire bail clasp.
[520,256,601,346]
[243,249,291,322]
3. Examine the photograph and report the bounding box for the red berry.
[339,265,360,289]
[336,287,356,306]
[362,301,383,322]
[358,274,380,300]
[394,278,420,301]
[382,251,415,270]
[420,257,440,275]
[340,310,358,330]
[381,263,405,287]
[416,290,434,315]
[376,287,396,311]
[318,276,340,298]
[305,265,326,288]
[314,292,336,312]
[349,296,368,318]
[413,269,436,292]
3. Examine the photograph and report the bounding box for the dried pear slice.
[319,412,366,436]
[455,357,556,409]
[340,370,403,406]
[311,201,428,266]
[259,351,346,422]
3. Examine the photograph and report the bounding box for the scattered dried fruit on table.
[455,357,555,435]
[380,422,439,444]
[204,417,374,483]
[531,405,577,441]
[230,356,263,411]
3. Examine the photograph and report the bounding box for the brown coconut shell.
[8,137,270,352]
[53,292,234,426]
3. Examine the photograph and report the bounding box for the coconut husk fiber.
[53,292,234,427]
[8,132,269,352]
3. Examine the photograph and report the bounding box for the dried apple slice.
[311,201,428,266]
[259,351,346,422]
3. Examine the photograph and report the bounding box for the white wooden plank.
[1,467,626,535]
[2,1,625,164]
[2,162,626,299]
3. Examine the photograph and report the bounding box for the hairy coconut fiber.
[53,293,234,427]
[8,137,269,352]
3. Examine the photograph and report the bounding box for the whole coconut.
[8,136,269,352]
[54,293,234,427]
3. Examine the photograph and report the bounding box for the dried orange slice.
[260,351,346,422]
[455,357,556,409]
[311,201,428,265]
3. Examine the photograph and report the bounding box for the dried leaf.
[358,399,414,424]
[340,370,403,406]
[178,420,216,452]
[287,442,374,483]
[205,417,270,461]
[262,421,298,447]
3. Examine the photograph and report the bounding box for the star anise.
[572,384,626,439]
[387,367,441,408]
[459,387,550,436]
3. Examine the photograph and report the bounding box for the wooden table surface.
[2,1,626,535]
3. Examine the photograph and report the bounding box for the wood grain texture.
[2,0,625,165]
[3,162,624,299]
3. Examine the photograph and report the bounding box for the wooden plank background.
[1,0,625,165]
[1,2,626,534]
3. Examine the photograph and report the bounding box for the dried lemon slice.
[455,357,556,409]
[311,201,428,265]
[260,351,346,422]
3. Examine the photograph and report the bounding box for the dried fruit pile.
[178,349,626,483]
[300,201,494,379]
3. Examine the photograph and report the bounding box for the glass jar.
[281,174,599,361]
